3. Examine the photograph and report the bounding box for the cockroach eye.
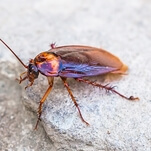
[28,63,39,79]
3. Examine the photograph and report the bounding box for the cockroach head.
[27,59,39,82]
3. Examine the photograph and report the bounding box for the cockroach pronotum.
[0,39,139,129]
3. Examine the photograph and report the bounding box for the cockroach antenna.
[0,39,28,68]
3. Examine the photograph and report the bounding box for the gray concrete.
[0,63,55,151]
[0,0,151,150]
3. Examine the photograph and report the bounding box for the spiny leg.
[75,78,139,101]
[16,71,27,84]
[61,77,89,125]
[35,77,54,130]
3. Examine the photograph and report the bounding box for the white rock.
[24,70,151,150]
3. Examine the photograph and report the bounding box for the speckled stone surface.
[0,0,151,150]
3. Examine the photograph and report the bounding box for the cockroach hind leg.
[75,78,139,101]
[128,96,139,101]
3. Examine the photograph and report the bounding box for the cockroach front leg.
[25,81,34,89]
[34,77,54,130]
[16,71,27,84]
[61,77,89,126]
[75,78,139,101]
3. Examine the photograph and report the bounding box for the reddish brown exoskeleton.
[0,39,139,129]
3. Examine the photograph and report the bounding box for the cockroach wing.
[50,45,127,78]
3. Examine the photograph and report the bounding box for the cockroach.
[0,39,139,129]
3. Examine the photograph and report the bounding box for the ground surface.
[0,0,151,151]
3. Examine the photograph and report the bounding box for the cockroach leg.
[47,77,54,85]
[19,71,27,83]
[20,71,27,79]
[25,81,34,89]
[34,77,54,130]
[61,77,89,126]
[50,42,56,49]
[75,78,139,101]
[19,76,27,84]
[16,71,27,83]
